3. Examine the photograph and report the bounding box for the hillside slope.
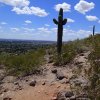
[0,34,100,100]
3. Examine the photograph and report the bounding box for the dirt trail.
[0,51,90,100]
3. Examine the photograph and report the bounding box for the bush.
[87,34,100,100]
[52,41,80,66]
[0,48,45,76]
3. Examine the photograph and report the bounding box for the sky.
[0,0,100,41]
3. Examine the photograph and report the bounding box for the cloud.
[12,6,49,17]
[74,0,95,14]
[77,29,92,37]
[1,22,7,25]
[25,20,32,24]
[0,0,30,7]
[51,28,57,33]
[86,15,98,21]
[37,27,51,33]
[54,2,71,12]
[1,25,93,41]
[51,27,91,40]
[63,29,92,40]
[23,28,35,32]
[0,0,48,17]
[67,18,75,23]
[11,28,19,32]
[45,24,50,27]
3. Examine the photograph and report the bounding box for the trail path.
[0,51,90,100]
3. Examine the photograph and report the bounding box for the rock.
[48,60,53,63]
[45,91,48,95]
[79,53,84,56]
[38,91,40,93]
[42,82,45,85]
[29,80,36,87]
[60,78,69,84]
[0,74,5,82]
[25,79,28,82]
[84,56,88,59]
[76,93,89,99]
[0,81,3,84]
[14,82,19,85]
[51,92,58,100]
[65,91,74,98]
[2,76,16,83]
[71,76,88,87]
[14,85,23,91]
[70,96,76,100]
[51,97,57,100]
[75,62,83,65]
[57,85,61,88]
[3,97,12,100]
[18,86,23,90]
[3,88,9,92]
[56,71,65,80]
[51,69,57,74]
[57,91,67,100]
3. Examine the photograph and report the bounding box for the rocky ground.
[0,51,91,100]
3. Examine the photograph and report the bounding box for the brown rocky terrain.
[0,51,91,100]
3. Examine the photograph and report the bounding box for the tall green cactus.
[53,8,67,55]
[93,25,95,36]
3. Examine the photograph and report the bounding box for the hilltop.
[0,34,100,100]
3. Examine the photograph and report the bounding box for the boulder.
[79,53,84,56]
[14,82,19,85]
[57,91,66,100]
[56,71,65,80]
[51,69,57,74]
[3,97,12,100]
[29,80,36,87]
[60,78,69,84]
[55,90,75,100]
[65,91,74,98]
[42,82,46,85]
[69,96,76,100]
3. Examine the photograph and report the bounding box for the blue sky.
[0,0,100,41]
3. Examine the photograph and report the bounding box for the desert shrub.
[52,40,84,66]
[0,52,10,64]
[0,48,45,76]
[87,34,100,100]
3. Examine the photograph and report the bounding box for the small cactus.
[53,8,67,55]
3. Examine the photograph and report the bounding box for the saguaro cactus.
[53,8,67,55]
[93,25,95,36]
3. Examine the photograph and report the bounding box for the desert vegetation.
[0,34,100,100]
[87,34,100,99]
[0,40,51,76]
[0,48,46,76]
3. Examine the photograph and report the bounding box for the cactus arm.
[53,19,58,25]
[59,8,63,17]
[63,19,67,25]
